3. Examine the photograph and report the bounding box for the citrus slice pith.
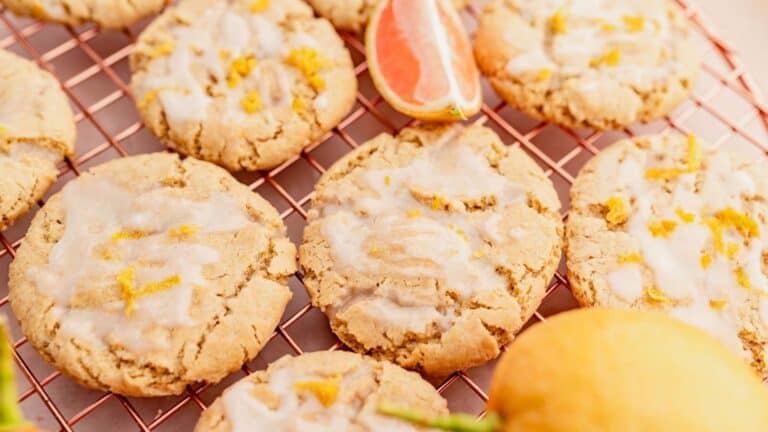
[365,0,482,121]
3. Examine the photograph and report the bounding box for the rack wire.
[1,0,767,430]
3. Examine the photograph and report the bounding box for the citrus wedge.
[365,0,481,121]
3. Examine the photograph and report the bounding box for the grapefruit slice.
[366,0,482,121]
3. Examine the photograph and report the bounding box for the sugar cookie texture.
[299,125,563,376]
[307,0,469,33]
[130,0,357,172]
[8,153,297,396]
[0,49,75,232]
[2,0,168,28]
[566,134,768,377]
[474,0,699,130]
[194,351,447,431]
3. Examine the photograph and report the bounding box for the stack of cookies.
[2,0,768,430]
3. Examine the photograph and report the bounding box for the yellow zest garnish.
[449,224,469,241]
[714,207,760,239]
[285,48,329,93]
[249,0,269,13]
[703,217,725,254]
[138,87,189,109]
[709,299,727,310]
[622,15,645,32]
[726,243,739,259]
[384,175,392,186]
[370,244,379,254]
[604,196,628,226]
[431,195,447,211]
[116,266,182,316]
[219,49,231,60]
[292,97,305,113]
[473,249,486,259]
[645,135,702,180]
[308,75,326,92]
[700,253,712,269]
[241,92,262,113]
[600,21,617,32]
[590,48,621,67]
[148,41,175,59]
[675,207,695,223]
[549,10,567,34]
[734,267,751,289]
[645,287,671,304]
[111,230,148,243]
[168,224,199,238]
[293,376,340,407]
[406,209,422,218]
[227,55,257,88]
[618,253,643,264]
[535,68,552,82]
[648,220,677,238]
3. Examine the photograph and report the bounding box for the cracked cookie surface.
[299,124,563,376]
[2,0,168,28]
[9,153,297,396]
[130,0,357,172]
[474,0,699,130]
[566,133,768,377]
[0,49,75,232]
[194,351,447,431]
[307,0,469,34]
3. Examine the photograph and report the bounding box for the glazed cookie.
[194,351,448,431]
[566,133,768,376]
[299,125,563,376]
[474,0,699,130]
[0,49,75,232]
[8,153,297,396]
[307,0,469,34]
[130,0,357,172]
[2,0,168,28]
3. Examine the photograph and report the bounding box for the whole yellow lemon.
[487,308,768,431]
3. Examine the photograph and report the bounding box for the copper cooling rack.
[1,0,767,430]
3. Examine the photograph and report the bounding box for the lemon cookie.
[299,125,563,376]
[2,0,168,28]
[194,351,448,431]
[307,0,469,34]
[130,0,357,172]
[8,153,297,396]
[0,50,75,232]
[474,0,699,130]
[566,133,768,376]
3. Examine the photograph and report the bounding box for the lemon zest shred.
[648,220,677,238]
[535,68,552,82]
[645,135,702,180]
[726,243,739,259]
[604,196,628,226]
[617,253,643,264]
[431,195,447,211]
[116,266,182,316]
[590,48,621,67]
[600,21,617,32]
[227,55,257,88]
[622,15,645,32]
[293,376,341,407]
[168,224,199,238]
[137,275,181,296]
[714,207,760,239]
[241,92,262,113]
[709,299,727,310]
[291,97,305,113]
[473,249,486,259]
[285,48,329,93]
[645,287,671,304]
[734,267,751,289]
[249,0,269,13]
[148,41,175,59]
[384,175,392,186]
[111,230,148,243]
[406,209,422,219]
[675,207,695,223]
[138,87,189,109]
[549,10,567,34]
[700,253,712,269]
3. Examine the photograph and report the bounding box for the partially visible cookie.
[9,153,297,396]
[299,124,563,376]
[307,0,469,34]
[0,49,75,232]
[2,0,168,28]
[130,0,357,172]
[566,133,768,377]
[474,0,699,130]
[194,351,448,431]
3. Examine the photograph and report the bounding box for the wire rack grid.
[0,0,767,430]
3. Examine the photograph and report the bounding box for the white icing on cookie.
[606,263,643,302]
[29,176,251,352]
[314,128,524,335]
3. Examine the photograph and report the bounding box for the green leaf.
[0,317,31,430]
[378,402,501,432]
